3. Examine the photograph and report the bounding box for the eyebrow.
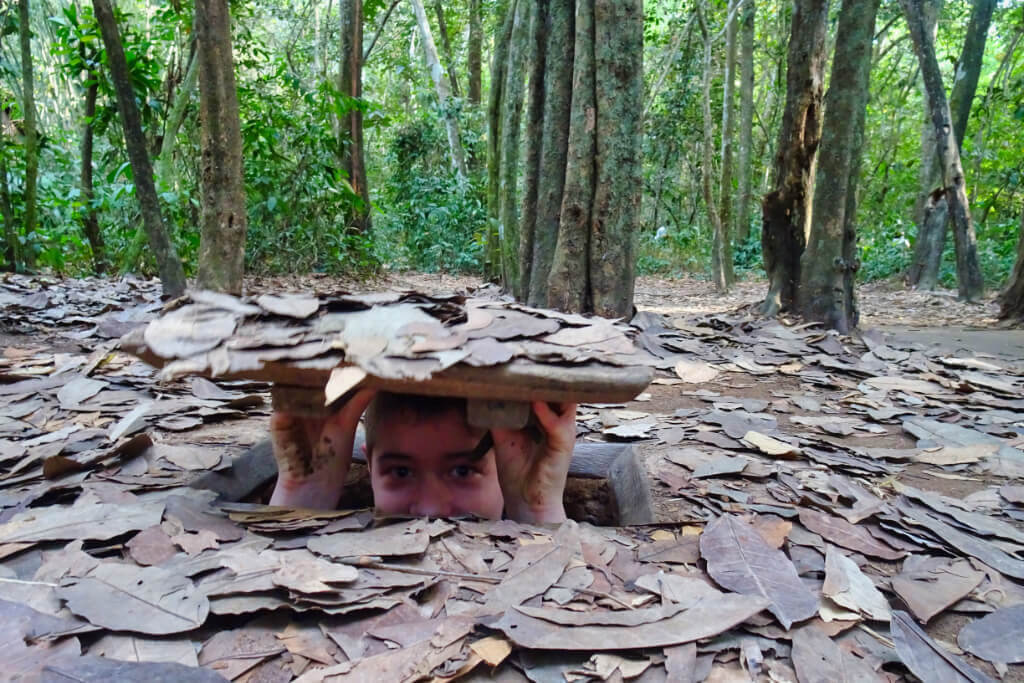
[376,432,494,465]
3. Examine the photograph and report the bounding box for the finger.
[331,388,377,430]
[532,401,573,432]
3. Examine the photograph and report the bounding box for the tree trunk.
[760,0,828,316]
[524,0,572,307]
[19,0,38,269]
[736,0,755,243]
[905,189,948,289]
[950,0,996,149]
[997,203,1024,322]
[902,0,984,302]
[339,0,371,233]
[718,0,739,286]
[497,0,531,292]
[547,0,597,313]
[195,0,248,294]
[698,6,729,293]
[468,0,482,105]
[518,1,548,302]
[0,134,17,271]
[125,37,199,273]
[93,0,186,298]
[79,68,106,274]
[409,0,468,180]
[589,0,642,316]
[799,0,879,333]
[432,1,461,98]
[363,0,399,62]
[485,3,517,282]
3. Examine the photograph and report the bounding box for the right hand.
[269,388,375,509]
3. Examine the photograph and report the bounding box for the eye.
[387,466,413,480]
[450,464,477,479]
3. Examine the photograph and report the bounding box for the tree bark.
[19,0,38,269]
[526,0,573,307]
[997,202,1024,322]
[905,189,948,289]
[79,64,106,274]
[195,0,248,294]
[698,6,729,293]
[547,0,597,313]
[93,0,186,298]
[485,3,517,282]
[718,0,740,286]
[736,0,755,243]
[950,0,996,149]
[760,0,828,316]
[589,0,642,317]
[518,1,549,302]
[468,0,482,105]
[432,1,461,98]
[902,0,984,302]
[409,0,468,180]
[339,0,371,233]
[0,133,16,271]
[799,0,879,333]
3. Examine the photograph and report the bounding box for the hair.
[363,392,470,451]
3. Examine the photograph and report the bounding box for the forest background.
[1,0,1023,320]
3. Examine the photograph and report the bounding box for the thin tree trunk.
[950,0,996,149]
[363,0,399,62]
[902,0,984,301]
[125,38,198,273]
[547,0,596,313]
[93,0,186,297]
[718,0,739,286]
[518,1,548,301]
[906,189,948,289]
[485,3,517,282]
[409,0,468,179]
[759,0,828,316]
[468,0,482,105]
[799,0,879,333]
[0,134,17,271]
[79,67,106,273]
[498,0,530,292]
[526,0,573,307]
[736,0,755,243]
[997,202,1024,322]
[19,0,38,269]
[698,6,728,292]
[339,0,371,233]
[432,1,461,98]
[195,0,248,294]
[589,0,642,317]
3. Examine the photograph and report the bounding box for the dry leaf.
[674,360,719,383]
[956,606,1024,664]
[822,546,890,622]
[743,430,801,458]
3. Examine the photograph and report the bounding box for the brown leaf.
[59,563,210,635]
[674,360,719,383]
[493,594,769,650]
[822,547,890,622]
[0,501,164,544]
[797,509,904,561]
[256,293,321,319]
[307,520,431,559]
[890,557,984,623]
[791,624,883,682]
[956,606,1024,664]
[699,515,819,629]
[144,304,239,358]
[127,526,178,566]
[891,610,994,683]
[743,430,802,458]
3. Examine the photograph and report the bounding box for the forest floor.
[2,271,1023,682]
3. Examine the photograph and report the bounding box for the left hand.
[491,402,577,524]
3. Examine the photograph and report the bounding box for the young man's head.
[363,392,504,519]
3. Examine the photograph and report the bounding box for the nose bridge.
[412,472,454,517]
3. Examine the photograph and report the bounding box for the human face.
[367,408,505,519]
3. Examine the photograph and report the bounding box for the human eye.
[386,466,413,481]
[449,463,479,480]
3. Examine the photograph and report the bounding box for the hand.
[269,388,375,509]
[491,402,577,524]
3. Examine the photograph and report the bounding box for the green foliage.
[374,115,486,273]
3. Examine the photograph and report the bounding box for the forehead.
[372,405,485,460]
